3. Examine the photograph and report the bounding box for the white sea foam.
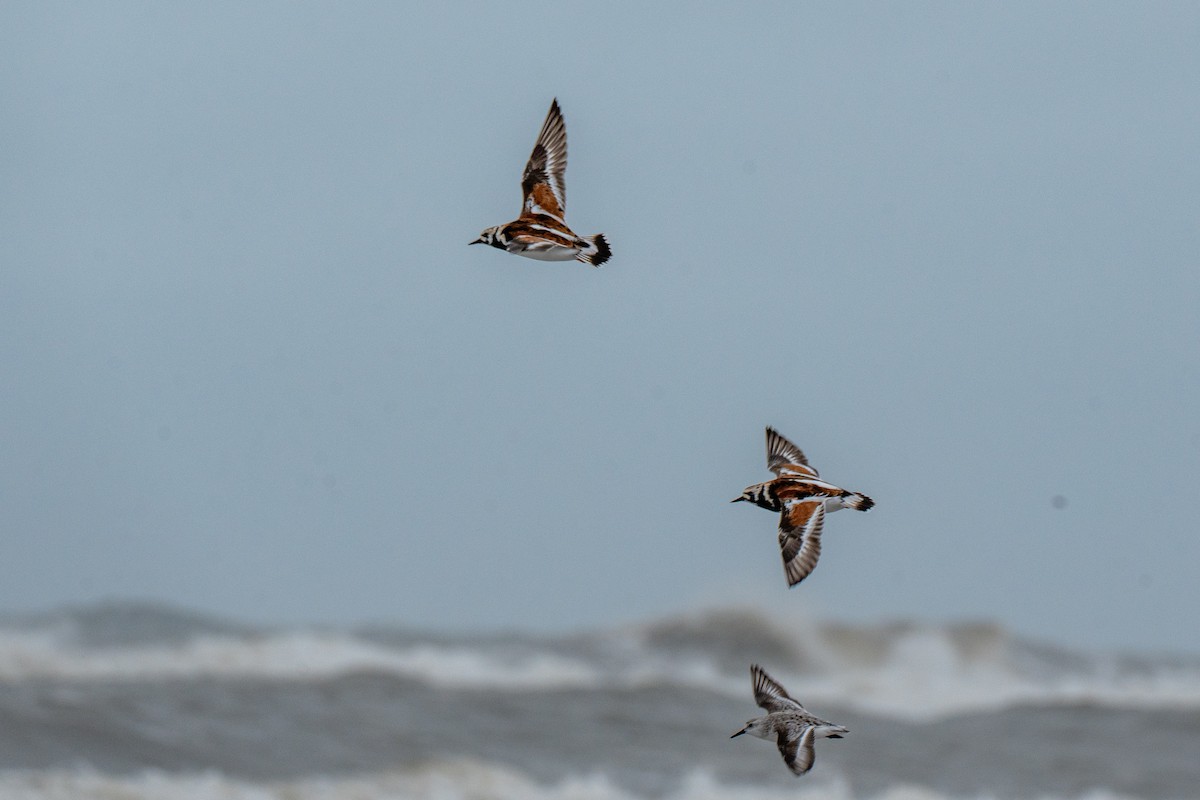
[0,627,599,689]
[790,625,1200,719]
[0,763,1161,800]
[2,612,1199,721]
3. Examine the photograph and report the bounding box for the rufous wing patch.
[778,501,825,587]
[766,427,816,476]
[776,463,819,478]
[521,99,567,218]
[523,181,564,220]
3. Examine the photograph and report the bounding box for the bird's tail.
[844,492,874,511]
[577,233,611,267]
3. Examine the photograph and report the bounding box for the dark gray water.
[0,602,1197,799]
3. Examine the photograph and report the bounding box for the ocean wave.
[0,762,1165,800]
[0,626,601,688]
[2,603,1199,720]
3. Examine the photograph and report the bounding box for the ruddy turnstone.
[730,664,848,777]
[470,98,611,267]
[732,427,873,587]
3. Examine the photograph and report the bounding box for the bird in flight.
[471,99,611,267]
[730,663,849,777]
[732,427,874,587]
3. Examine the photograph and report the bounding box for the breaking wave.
[1,602,1199,720]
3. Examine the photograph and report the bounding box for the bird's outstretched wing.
[777,725,817,776]
[778,499,825,587]
[751,664,806,713]
[766,427,818,477]
[520,99,567,222]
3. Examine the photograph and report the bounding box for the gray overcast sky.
[2,3,1197,653]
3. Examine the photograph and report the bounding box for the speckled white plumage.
[730,664,848,776]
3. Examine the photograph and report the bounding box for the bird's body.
[731,664,848,777]
[472,99,610,267]
[732,427,873,587]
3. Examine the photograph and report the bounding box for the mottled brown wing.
[766,427,818,477]
[502,221,576,249]
[778,500,825,587]
[777,725,816,776]
[751,664,805,713]
[520,99,567,221]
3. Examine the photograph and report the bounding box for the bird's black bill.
[469,239,483,245]
[730,729,747,738]
[730,497,745,503]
